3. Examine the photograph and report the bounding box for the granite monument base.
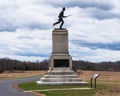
[36,68,87,85]
[36,28,87,85]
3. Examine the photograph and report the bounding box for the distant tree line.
[0,58,49,73]
[72,60,120,72]
[0,58,120,73]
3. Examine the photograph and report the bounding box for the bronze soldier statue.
[53,7,67,29]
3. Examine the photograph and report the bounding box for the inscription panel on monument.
[54,59,69,67]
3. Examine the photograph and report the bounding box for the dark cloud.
[28,23,51,30]
[18,36,34,40]
[72,40,120,50]
[67,2,113,11]
[46,1,113,11]
[89,10,120,20]
[0,22,50,32]
[0,21,18,32]
[45,1,117,20]
[15,52,48,57]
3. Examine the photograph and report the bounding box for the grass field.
[0,71,46,80]
[18,70,120,96]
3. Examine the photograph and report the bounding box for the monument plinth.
[36,28,87,85]
[50,28,72,70]
[52,29,68,54]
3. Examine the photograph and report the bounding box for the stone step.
[48,70,74,73]
[37,68,87,85]
[48,72,76,75]
[43,75,79,78]
[51,67,70,70]
[41,78,82,82]
[36,81,88,85]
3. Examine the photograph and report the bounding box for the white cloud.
[0,28,52,61]
[69,44,120,62]
[0,0,120,62]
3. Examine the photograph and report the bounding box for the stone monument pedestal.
[50,28,72,70]
[36,28,87,85]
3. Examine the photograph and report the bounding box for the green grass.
[19,81,108,96]
[41,90,96,96]
[19,82,91,90]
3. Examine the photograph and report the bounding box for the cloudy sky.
[0,0,120,62]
